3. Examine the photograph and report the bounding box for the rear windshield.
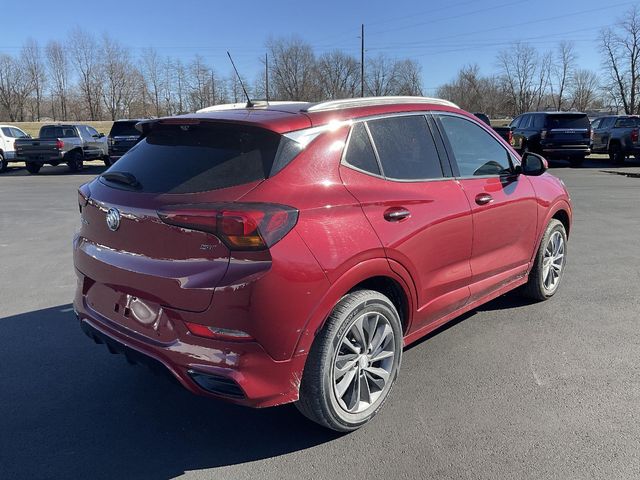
[614,117,640,128]
[101,122,285,194]
[110,121,141,137]
[40,126,78,138]
[544,115,590,129]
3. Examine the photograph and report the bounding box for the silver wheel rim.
[542,230,565,291]
[332,311,396,414]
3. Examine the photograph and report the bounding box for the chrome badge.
[106,207,121,231]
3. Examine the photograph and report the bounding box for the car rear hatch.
[75,119,292,316]
[543,114,590,145]
[109,121,141,156]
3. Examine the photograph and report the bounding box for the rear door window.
[343,122,381,175]
[2,127,13,137]
[101,122,283,194]
[544,114,590,129]
[438,114,512,177]
[366,115,443,180]
[532,114,545,128]
[614,117,640,128]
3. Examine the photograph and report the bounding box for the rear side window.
[438,115,511,177]
[40,126,77,138]
[532,114,545,128]
[367,115,443,180]
[544,114,590,129]
[2,127,12,137]
[102,123,283,194]
[343,123,380,175]
[110,121,140,137]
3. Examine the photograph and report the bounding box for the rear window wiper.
[101,171,141,189]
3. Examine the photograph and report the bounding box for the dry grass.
[11,121,114,137]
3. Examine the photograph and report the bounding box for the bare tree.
[68,28,103,120]
[100,35,135,120]
[498,42,550,115]
[437,64,505,116]
[22,39,46,120]
[599,5,640,114]
[393,59,423,96]
[142,47,164,117]
[0,54,33,121]
[46,40,69,120]
[316,50,359,99]
[365,54,398,96]
[570,69,600,111]
[267,36,319,100]
[551,41,576,111]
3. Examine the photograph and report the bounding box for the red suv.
[73,97,572,431]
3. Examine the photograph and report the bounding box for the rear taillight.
[55,139,64,149]
[108,137,114,147]
[184,322,253,341]
[589,129,594,140]
[540,129,548,139]
[157,203,298,251]
[632,129,639,143]
[507,130,513,144]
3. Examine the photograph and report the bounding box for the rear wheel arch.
[294,260,415,357]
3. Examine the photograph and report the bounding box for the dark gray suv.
[510,112,591,166]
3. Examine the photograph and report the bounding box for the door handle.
[475,193,493,205]
[383,207,411,222]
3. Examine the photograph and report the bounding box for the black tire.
[569,155,585,167]
[103,155,112,167]
[296,289,403,432]
[66,151,84,172]
[0,152,6,173]
[609,143,625,164]
[521,219,567,301]
[25,162,41,174]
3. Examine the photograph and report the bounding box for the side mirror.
[520,152,548,176]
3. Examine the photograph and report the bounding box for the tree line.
[439,5,640,117]
[2,5,640,122]
[0,31,422,122]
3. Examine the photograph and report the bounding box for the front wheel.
[522,219,567,301]
[0,152,6,173]
[296,290,403,432]
[66,152,84,172]
[103,155,112,167]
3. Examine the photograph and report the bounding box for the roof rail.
[303,96,459,112]
[197,101,308,113]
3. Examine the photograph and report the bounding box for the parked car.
[0,125,30,172]
[473,112,513,144]
[590,115,640,163]
[510,111,591,166]
[107,119,143,165]
[13,123,109,174]
[74,97,572,431]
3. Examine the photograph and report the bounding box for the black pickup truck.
[590,115,640,163]
[107,119,143,164]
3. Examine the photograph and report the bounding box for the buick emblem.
[106,207,121,231]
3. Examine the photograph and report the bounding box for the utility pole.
[361,23,365,97]
[265,53,269,103]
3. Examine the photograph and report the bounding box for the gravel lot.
[1,157,639,479]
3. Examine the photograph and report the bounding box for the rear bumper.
[74,292,307,408]
[15,152,65,164]
[541,146,590,158]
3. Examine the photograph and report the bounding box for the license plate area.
[86,282,178,343]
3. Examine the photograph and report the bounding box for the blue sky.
[1,0,635,92]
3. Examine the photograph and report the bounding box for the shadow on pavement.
[0,162,107,177]
[0,305,339,479]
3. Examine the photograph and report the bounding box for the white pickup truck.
[0,125,30,172]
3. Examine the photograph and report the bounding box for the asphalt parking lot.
[1,157,639,480]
